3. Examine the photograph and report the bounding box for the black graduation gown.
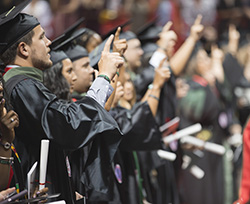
[177,77,225,204]
[223,53,250,126]
[133,65,180,204]
[84,102,164,203]
[109,102,164,204]
[3,67,122,204]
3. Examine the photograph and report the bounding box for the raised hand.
[158,21,177,53]
[211,44,225,83]
[98,35,124,81]
[152,58,171,89]
[228,24,240,55]
[211,44,224,62]
[229,24,240,43]
[190,14,204,41]
[112,81,124,108]
[113,27,128,56]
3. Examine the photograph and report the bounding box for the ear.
[17,42,30,58]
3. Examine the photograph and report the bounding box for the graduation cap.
[51,17,84,50]
[52,28,89,62]
[0,59,5,73]
[89,38,109,69]
[49,50,68,65]
[101,19,131,40]
[0,0,40,54]
[119,31,137,41]
[136,18,162,43]
[90,22,137,69]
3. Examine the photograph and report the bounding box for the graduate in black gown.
[0,1,124,203]
[177,46,231,204]
[88,27,171,203]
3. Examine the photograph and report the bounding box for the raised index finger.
[194,14,202,25]
[162,21,173,32]
[114,27,121,41]
[103,34,114,53]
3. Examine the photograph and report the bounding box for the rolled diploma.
[181,135,225,155]
[159,117,180,133]
[39,139,49,190]
[157,150,176,161]
[204,142,225,155]
[163,123,202,144]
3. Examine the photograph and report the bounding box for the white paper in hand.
[27,161,37,199]
[39,139,49,190]
[149,51,167,68]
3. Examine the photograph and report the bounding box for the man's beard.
[31,54,52,70]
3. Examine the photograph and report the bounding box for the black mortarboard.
[51,17,84,50]
[142,42,158,55]
[89,38,109,69]
[119,31,137,41]
[136,18,162,43]
[64,45,89,62]
[0,59,5,73]
[52,28,89,62]
[50,50,68,65]
[0,0,40,54]
[101,20,131,40]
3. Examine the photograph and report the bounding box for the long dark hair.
[43,62,71,101]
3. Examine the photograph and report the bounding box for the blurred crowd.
[1,0,250,41]
[1,0,250,204]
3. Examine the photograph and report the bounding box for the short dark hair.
[0,30,34,65]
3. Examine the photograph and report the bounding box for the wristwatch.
[0,140,11,150]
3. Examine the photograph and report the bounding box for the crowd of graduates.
[1,0,250,204]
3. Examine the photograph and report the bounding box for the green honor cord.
[133,151,144,204]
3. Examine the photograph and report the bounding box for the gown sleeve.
[10,78,122,150]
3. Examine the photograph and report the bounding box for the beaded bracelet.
[0,156,14,165]
[98,75,111,83]
[149,94,159,101]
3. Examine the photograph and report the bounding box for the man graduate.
[0,0,124,203]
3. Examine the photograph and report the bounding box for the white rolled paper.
[190,165,205,179]
[157,150,176,161]
[39,139,49,190]
[159,117,180,133]
[180,135,226,155]
[204,142,225,155]
[46,201,66,204]
[163,123,202,144]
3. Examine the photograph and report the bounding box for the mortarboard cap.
[0,0,40,54]
[101,20,131,40]
[119,31,137,41]
[52,28,89,62]
[142,42,158,55]
[49,50,68,65]
[51,17,84,50]
[89,38,109,69]
[0,59,5,73]
[136,18,162,43]
[64,45,89,62]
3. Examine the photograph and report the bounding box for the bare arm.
[141,58,171,116]
[227,24,240,56]
[170,15,204,76]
